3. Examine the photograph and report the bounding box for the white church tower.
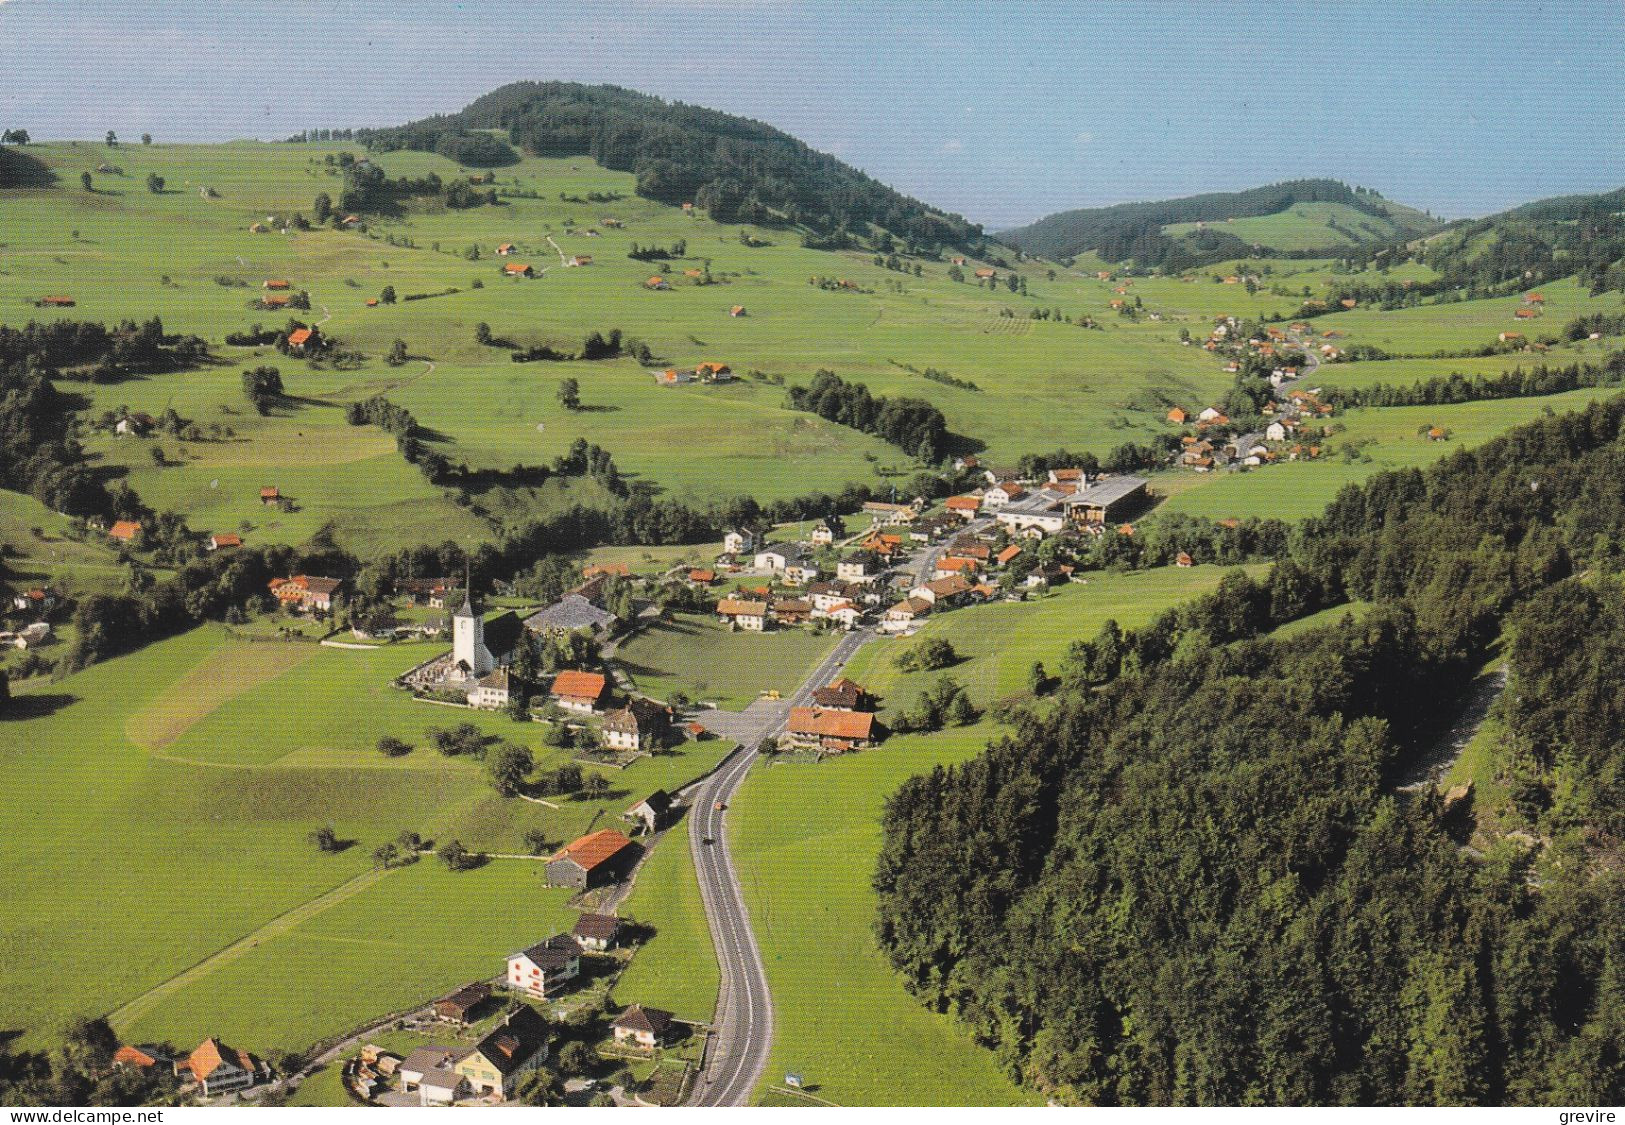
[453,589,492,677]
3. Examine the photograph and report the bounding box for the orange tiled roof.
[552,829,634,872]
[552,670,607,700]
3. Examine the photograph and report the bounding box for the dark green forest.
[358,82,986,254]
[1000,179,1436,267]
[874,398,1625,1105]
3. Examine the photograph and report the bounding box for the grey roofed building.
[524,593,617,635]
[518,933,582,971]
[1064,475,1150,522]
[481,610,525,658]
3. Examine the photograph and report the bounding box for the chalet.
[260,294,290,308]
[687,568,717,586]
[178,1038,265,1097]
[811,677,869,711]
[1065,475,1149,525]
[496,243,516,256]
[881,596,932,634]
[974,267,996,280]
[365,298,378,307]
[723,528,759,556]
[656,367,694,385]
[503,262,535,278]
[567,255,593,267]
[603,698,669,752]
[982,482,1026,508]
[1197,407,1227,424]
[862,500,917,525]
[260,486,281,505]
[644,276,670,290]
[340,214,361,226]
[753,544,799,572]
[945,495,982,519]
[399,1046,469,1105]
[623,789,674,834]
[717,597,769,633]
[573,912,622,952]
[108,520,141,543]
[808,581,857,612]
[769,598,810,625]
[1524,292,1545,304]
[1167,406,1189,424]
[810,515,845,545]
[113,1044,171,1072]
[933,555,980,580]
[507,936,581,997]
[996,544,1022,567]
[582,562,631,579]
[269,575,342,613]
[612,1005,676,1051]
[785,706,877,754]
[454,1005,551,1101]
[549,669,608,714]
[836,553,878,583]
[1340,298,1358,308]
[434,982,492,1026]
[206,533,241,552]
[913,575,974,606]
[1176,551,1194,568]
[911,514,958,541]
[952,256,968,266]
[696,361,734,382]
[1428,426,1448,442]
[1499,331,1524,344]
[546,829,637,889]
[1513,307,1539,320]
[682,202,694,212]
[286,326,318,353]
[683,268,704,279]
[824,601,863,630]
[601,217,623,228]
[729,304,747,317]
[262,279,290,291]
[11,587,56,615]
[468,668,512,710]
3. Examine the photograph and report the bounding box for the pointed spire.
[455,557,476,618]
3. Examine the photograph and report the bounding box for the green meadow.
[0,624,730,1053]
[615,612,839,709]
[840,564,1244,719]
[612,831,720,1024]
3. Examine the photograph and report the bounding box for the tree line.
[1323,352,1625,410]
[786,370,950,463]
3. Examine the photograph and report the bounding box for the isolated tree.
[105,130,117,147]
[557,377,581,411]
[145,172,164,193]
[377,735,412,758]
[437,839,476,870]
[385,338,408,366]
[474,321,493,346]
[488,743,534,796]
[140,133,152,145]
[379,284,396,305]
[80,170,93,192]
[312,191,331,223]
[522,828,551,855]
[582,771,610,798]
[241,365,284,414]
[62,1016,120,1074]
[372,842,399,869]
[309,825,339,852]
[397,829,423,853]
[557,1041,596,1077]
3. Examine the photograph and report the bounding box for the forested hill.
[1400,185,1625,296]
[1000,179,1438,267]
[874,398,1625,1106]
[355,82,987,254]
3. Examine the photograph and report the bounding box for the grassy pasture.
[839,565,1246,719]
[0,623,734,1053]
[612,831,720,1024]
[615,612,839,709]
[1162,200,1418,251]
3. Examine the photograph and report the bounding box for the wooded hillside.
[875,398,1625,1106]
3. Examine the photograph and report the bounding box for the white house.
[723,528,758,556]
[717,598,769,632]
[507,935,582,998]
[468,668,512,710]
[982,482,1027,508]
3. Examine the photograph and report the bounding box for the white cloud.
[941,138,964,153]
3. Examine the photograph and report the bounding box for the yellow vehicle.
[760,689,781,700]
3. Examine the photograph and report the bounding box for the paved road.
[685,626,874,1106]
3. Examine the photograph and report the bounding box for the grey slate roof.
[524,594,616,634]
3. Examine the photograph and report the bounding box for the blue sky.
[2,0,1621,228]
